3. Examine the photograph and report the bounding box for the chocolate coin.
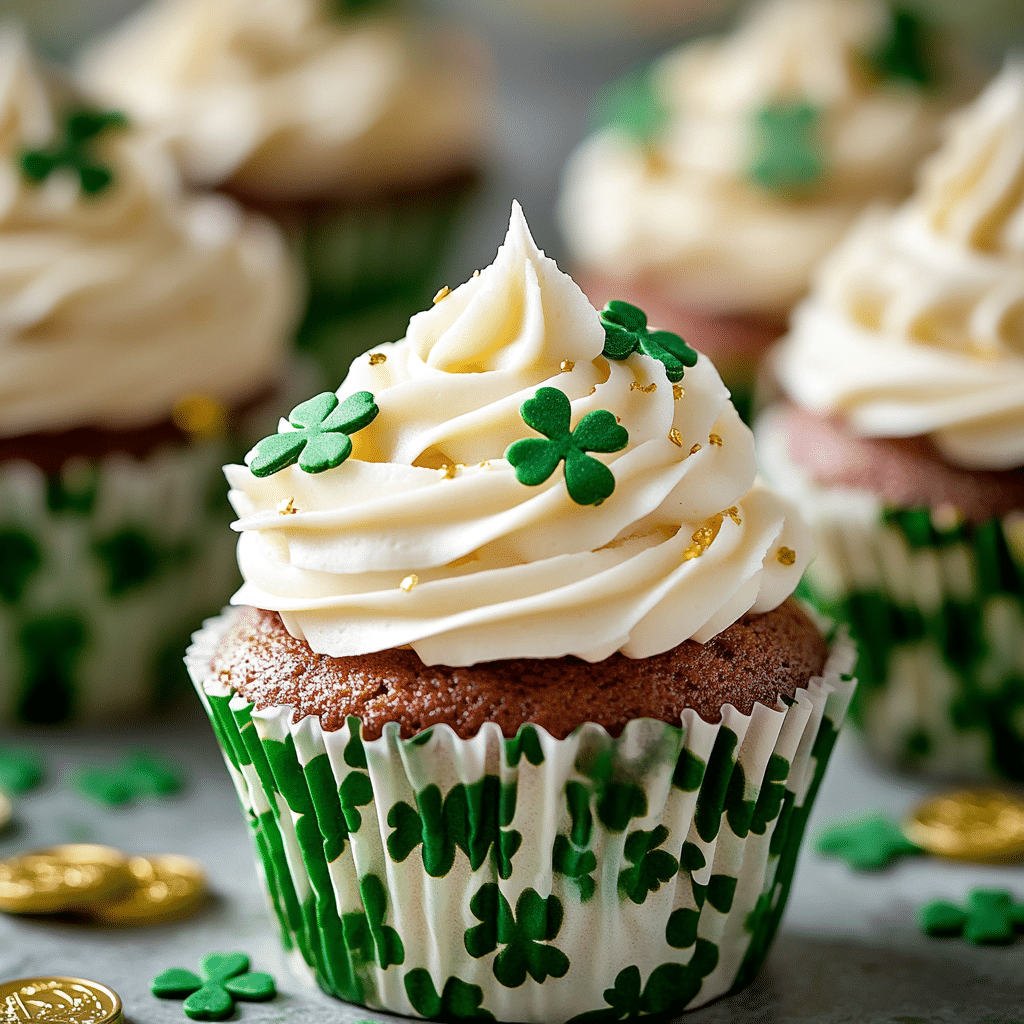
[904,789,1024,863]
[0,845,131,915]
[89,853,207,926]
[0,977,122,1023]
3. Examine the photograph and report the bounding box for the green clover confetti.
[247,390,378,477]
[866,5,936,87]
[152,952,276,1021]
[920,889,1024,945]
[599,300,697,383]
[21,109,128,195]
[749,101,824,196]
[505,387,628,506]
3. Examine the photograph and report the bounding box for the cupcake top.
[0,30,298,439]
[559,0,960,315]
[79,0,490,198]
[226,203,811,666]
[776,62,1024,471]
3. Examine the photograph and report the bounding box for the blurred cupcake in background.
[80,0,492,386]
[0,29,298,724]
[759,62,1024,780]
[559,0,969,422]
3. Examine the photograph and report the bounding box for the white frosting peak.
[777,63,1024,470]
[227,204,811,665]
[0,29,298,438]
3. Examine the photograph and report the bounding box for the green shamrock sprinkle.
[866,5,936,87]
[599,301,697,383]
[21,109,128,195]
[815,812,922,871]
[0,747,45,795]
[505,387,628,506]
[248,391,378,477]
[152,952,276,1021]
[749,101,824,196]
[79,750,186,808]
[920,889,1024,945]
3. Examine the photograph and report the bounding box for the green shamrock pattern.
[599,301,698,383]
[505,387,628,506]
[248,391,378,477]
[801,506,1024,781]
[21,109,128,195]
[194,617,856,1021]
[0,439,237,723]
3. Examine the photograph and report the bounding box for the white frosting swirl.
[0,30,299,438]
[777,63,1024,471]
[559,0,957,314]
[226,203,810,665]
[79,0,489,197]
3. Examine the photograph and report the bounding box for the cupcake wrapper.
[0,442,239,724]
[187,608,855,1022]
[757,408,1024,781]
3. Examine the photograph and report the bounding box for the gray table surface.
[1,700,1022,1024]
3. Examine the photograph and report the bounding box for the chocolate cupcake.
[559,0,967,421]
[80,0,491,386]
[187,203,855,1020]
[761,63,1024,780]
[0,30,298,723]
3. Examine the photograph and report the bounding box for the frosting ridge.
[227,203,810,664]
[776,62,1024,470]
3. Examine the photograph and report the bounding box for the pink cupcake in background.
[559,0,968,422]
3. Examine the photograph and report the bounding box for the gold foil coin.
[0,977,122,1023]
[0,845,131,915]
[89,853,207,926]
[905,789,1024,863]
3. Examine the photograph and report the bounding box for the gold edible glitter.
[682,511,728,561]
[589,386,597,396]
[726,507,741,525]
[672,385,684,401]
[478,460,492,470]
[172,394,226,440]
[473,269,481,277]
[560,360,575,372]
[433,286,451,303]
[280,497,298,515]
[630,381,657,394]
[400,574,419,592]
[690,443,701,455]
[438,464,457,480]
[777,546,796,566]
[709,433,723,446]
[369,352,387,366]
[668,428,683,447]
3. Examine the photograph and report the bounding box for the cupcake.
[0,30,298,723]
[79,0,491,386]
[186,203,856,1020]
[760,63,1024,780]
[558,0,965,422]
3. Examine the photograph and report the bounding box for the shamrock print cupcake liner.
[0,442,238,724]
[187,608,855,1022]
[758,413,1024,782]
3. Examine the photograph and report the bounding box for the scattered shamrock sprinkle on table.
[815,812,923,870]
[599,301,697,383]
[79,750,185,807]
[152,952,276,1021]
[21,109,128,195]
[920,889,1024,946]
[749,101,824,195]
[0,747,45,795]
[247,391,378,477]
[505,387,628,506]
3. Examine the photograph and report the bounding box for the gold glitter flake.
[589,386,597,396]
[560,360,575,372]
[400,574,419,592]
[672,384,684,401]
[682,511,729,561]
[904,789,1024,863]
[709,433,723,446]
[172,395,226,440]
[280,497,298,515]
[368,352,387,366]
[776,546,796,566]
[473,269,480,277]
[629,381,657,394]
[689,443,701,455]
[668,428,683,448]
[433,286,451,303]
[438,464,457,480]
[478,460,492,470]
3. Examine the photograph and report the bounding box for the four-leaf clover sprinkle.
[151,952,276,1021]
[21,109,128,195]
[599,301,697,383]
[247,391,378,477]
[505,387,628,506]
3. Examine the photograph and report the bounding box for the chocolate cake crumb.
[211,600,830,740]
